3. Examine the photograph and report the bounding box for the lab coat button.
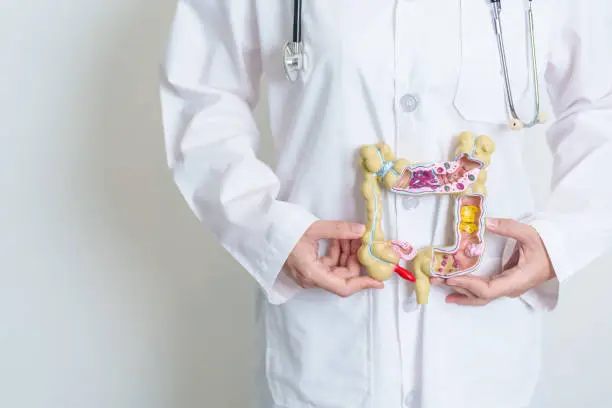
[402,197,419,210]
[400,93,419,113]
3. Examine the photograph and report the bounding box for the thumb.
[486,217,532,243]
[350,276,385,291]
[312,269,384,297]
[307,220,366,240]
[333,276,385,297]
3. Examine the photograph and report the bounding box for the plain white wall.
[1,1,610,408]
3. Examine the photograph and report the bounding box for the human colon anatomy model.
[358,132,495,305]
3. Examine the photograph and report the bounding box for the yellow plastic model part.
[358,132,496,305]
[358,144,410,280]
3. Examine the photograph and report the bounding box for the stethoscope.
[282,0,546,131]
[282,0,304,82]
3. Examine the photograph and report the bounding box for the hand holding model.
[432,218,556,306]
[285,221,385,297]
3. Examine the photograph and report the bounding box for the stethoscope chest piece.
[283,41,304,82]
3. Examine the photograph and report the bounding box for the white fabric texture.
[160,1,612,407]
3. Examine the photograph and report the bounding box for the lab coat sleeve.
[509,2,612,311]
[160,0,318,304]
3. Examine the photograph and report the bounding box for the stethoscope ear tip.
[510,119,524,131]
[509,113,547,130]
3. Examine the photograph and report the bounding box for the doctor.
[160,1,612,407]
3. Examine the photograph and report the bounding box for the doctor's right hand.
[285,221,385,297]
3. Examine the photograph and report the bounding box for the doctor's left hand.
[432,218,556,306]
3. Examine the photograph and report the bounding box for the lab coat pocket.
[433,289,544,408]
[264,290,371,408]
[454,0,543,125]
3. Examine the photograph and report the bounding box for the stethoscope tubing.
[490,0,542,129]
[286,0,545,130]
[293,0,303,43]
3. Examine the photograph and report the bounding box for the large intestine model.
[358,132,495,304]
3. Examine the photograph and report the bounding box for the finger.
[313,268,384,297]
[340,240,350,267]
[332,266,360,280]
[486,218,535,244]
[452,285,477,298]
[308,220,366,240]
[430,278,446,286]
[346,254,362,277]
[342,276,385,295]
[321,239,341,267]
[446,293,490,306]
[446,275,510,301]
[350,238,362,255]
[329,239,340,261]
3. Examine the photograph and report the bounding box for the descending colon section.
[431,194,486,278]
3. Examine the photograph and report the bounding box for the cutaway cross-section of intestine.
[391,153,484,195]
[358,132,495,305]
[430,194,486,278]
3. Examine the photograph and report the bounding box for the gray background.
[1,1,610,407]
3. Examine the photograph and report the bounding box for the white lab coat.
[160,1,612,407]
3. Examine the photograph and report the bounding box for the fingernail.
[486,218,499,229]
[352,224,366,235]
[446,279,456,286]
